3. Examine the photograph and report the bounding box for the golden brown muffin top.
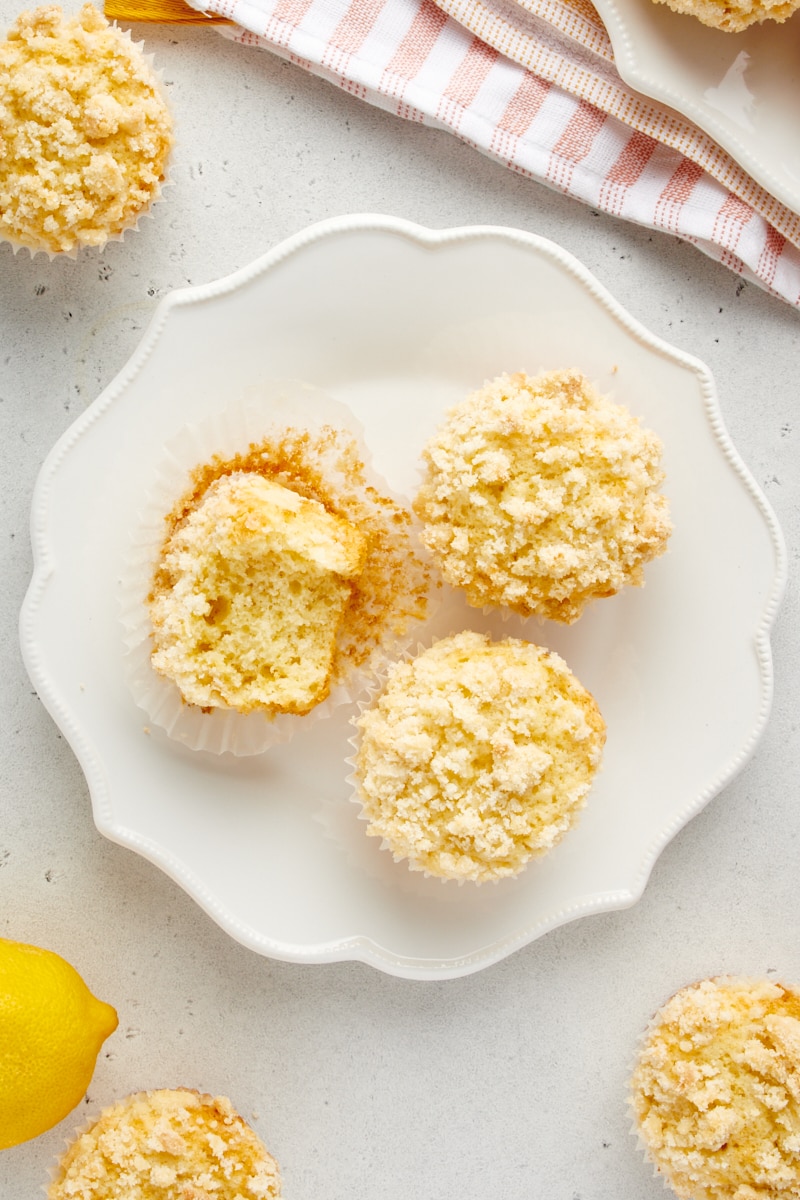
[414,369,671,624]
[0,4,172,253]
[48,1088,282,1200]
[354,631,606,882]
[631,976,800,1200]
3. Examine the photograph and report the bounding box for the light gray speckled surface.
[1,13,799,1200]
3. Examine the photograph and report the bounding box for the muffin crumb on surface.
[413,369,672,624]
[631,975,800,1200]
[353,630,605,883]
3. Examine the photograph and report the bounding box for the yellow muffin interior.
[149,472,368,715]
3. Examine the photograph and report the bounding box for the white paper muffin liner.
[120,381,437,757]
[626,986,688,1199]
[0,28,173,260]
[46,1093,142,1196]
[47,1108,96,1196]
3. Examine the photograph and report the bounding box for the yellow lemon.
[0,937,118,1149]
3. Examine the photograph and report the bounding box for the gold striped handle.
[104,0,234,22]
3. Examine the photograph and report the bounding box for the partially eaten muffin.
[149,471,368,715]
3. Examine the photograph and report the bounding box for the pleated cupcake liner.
[120,380,437,756]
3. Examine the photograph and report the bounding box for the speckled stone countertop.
[1,11,798,1200]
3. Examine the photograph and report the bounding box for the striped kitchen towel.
[192,0,800,306]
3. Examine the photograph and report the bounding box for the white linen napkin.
[196,0,800,306]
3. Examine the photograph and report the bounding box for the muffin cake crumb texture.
[149,471,368,715]
[147,426,432,719]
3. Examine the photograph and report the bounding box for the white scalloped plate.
[593,0,800,218]
[20,215,785,980]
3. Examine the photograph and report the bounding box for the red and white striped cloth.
[196,0,800,307]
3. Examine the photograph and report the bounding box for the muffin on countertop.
[631,975,800,1200]
[414,369,672,624]
[48,1088,282,1200]
[352,630,606,883]
[0,3,172,254]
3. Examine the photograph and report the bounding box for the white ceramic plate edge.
[591,0,800,219]
[19,214,788,979]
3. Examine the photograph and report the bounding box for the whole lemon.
[0,937,118,1150]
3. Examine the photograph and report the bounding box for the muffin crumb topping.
[354,631,605,882]
[0,3,172,253]
[631,976,800,1200]
[414,369,671,623]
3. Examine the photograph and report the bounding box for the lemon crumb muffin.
[48,1088,281,1200]
[653,0,799,30]
[414,369,672,624]
[353,631,606,882]
[149,471,368,715]
[631,976,800,1200]
[0,3,172,254]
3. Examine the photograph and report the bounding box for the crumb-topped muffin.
[414,369,672,624]
[631,976,800,1200]
[149,471,368,715]
[0,4,172,254]
[353,631,606,882]
[653,0,799,30]
[48,1088,281,1200]
[141,422,433,746]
